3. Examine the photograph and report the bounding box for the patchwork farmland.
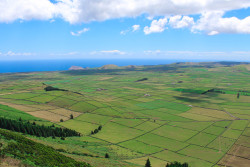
[0,62,249,167]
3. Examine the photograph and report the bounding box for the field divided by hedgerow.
[0,64,249,167]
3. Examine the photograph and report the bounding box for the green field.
[0,62,249,167]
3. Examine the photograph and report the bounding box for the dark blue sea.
[0,59,212,73]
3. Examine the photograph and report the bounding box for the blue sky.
[0,0,250,61]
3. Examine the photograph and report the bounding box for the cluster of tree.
[44,86,67,92]
[202,89,225,94]
[91,125,102,135]
[0,129,91,167]
[145,159,188,167]
[0,117,80,138]
[136,78,148,82]
[166,161,189,167]
[203,88,250,97]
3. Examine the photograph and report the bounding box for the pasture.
[0,63,249,167]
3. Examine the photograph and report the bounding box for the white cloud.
[59,0,250,24]
[208,31,219,36]
[71,28,89,36]
[50,52,78,56]
[169,15,194,29]
[192,11,250,35]
[50,19,55,23]
[91,50,126,55]
[132,25,140,32]
[1,51,35,56]
[0,0,56,23]
[146,16,154,20]
[144,50,161,55]
[121,24,140,35]
[1,0,250,35]
[120,30,129,35]
[144,17,168,35]
[100,50,125,55]
[1,0,250,24]
[144,12,250,35]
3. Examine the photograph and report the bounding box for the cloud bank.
[0,0,250,35]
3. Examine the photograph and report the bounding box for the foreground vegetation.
[0,129,91,167]
[0,62,249,166]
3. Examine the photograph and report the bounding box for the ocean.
[0,59,212,73]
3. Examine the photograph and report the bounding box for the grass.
[213,121,232,128]
[178,145,225,163]
[48,97,77,108]
[92,108,121,117]
[70,102,97,113]
[139,109,192,121]
[0,103,43,121]
[28,94,56,103]
[0,92,40,100]
[125,156,167,167]
[136,133,189,151]
[153,150,214,167]
[136,100,191,111]
[94,122,144,143]
[187,107,234,120]
[203,125,226,135]
[134,121,161,132]
[119,140,163,154]
[187,132,218,146]
[111,118,145,127]
[178,112,219,121]
[75,113,112,125]
[207,136,236,153]
[59,119,98,135]
[168,121,213,131]
[230,120,249,130]
[221,128,243,139]
[152,124,198,141]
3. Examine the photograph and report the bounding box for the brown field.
[49,108,82,118]
[27,110,69,122]
[0,101,37,112]
[218,154,250,167]
[186,107,235,120]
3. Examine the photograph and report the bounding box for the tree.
[98,125,102,130]
[105,153,110,158]
[94,129,99,134]
[145,158,151,167]
[70,114,74,119]
[166,161,189,167]
[237,92,240,99]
